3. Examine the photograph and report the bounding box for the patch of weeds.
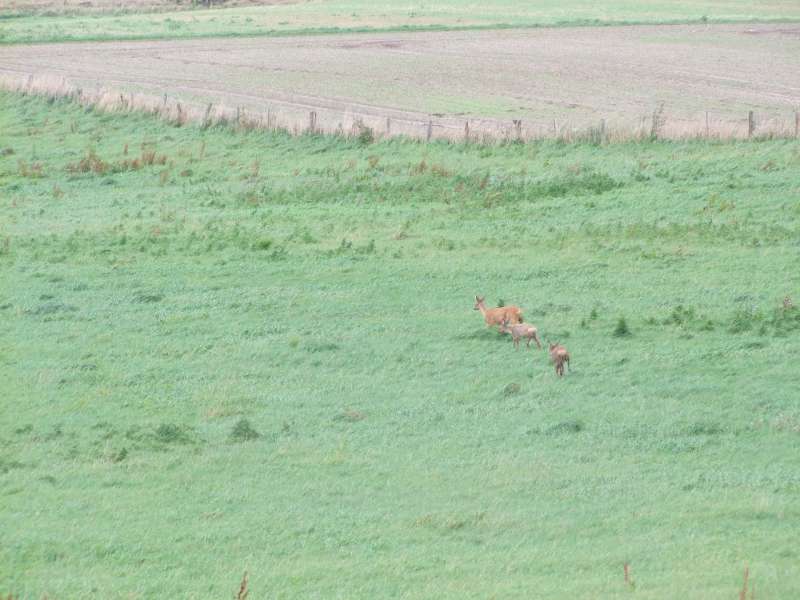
[0,458,26,474]
[433,237,456,251]
[699,319,715,331]
[17,159,45,178]
[252,238,273,251]
[413,512,486,532]
[520,170,622,200]
[326,238,375,257]
[665,304,695,326]
[44,424,63,440]
[287,227,318,244]
[687,422,724,436]
[355,123,375,145]
[110,447,128,463]
[15,424,33,435]
[613,317,631,337]
[67,147,169,176]
[228,418,261,443]
[306,342,340,353]
[742,340,767,349]
[133,292,163,303]
[502,383,521,397]
[546,420,584,435]
[356,240,376,255]
[410,159,427,175]
[545,419,586,435]
[267,245,289,261]
[154,423,195,445]
[729,306,761,333]
[123,423,197,449]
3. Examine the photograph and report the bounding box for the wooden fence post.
[599,118,606,142]
[513,119,522,140]
[795,111,799,138]
[464,120,470,142]
[203,103,213,128]
[748,111,755,138]
[162,93,167,108]
[308,111,317,133]
[426,119,433,142]
[386,116,391,137]
[705,111,709,137]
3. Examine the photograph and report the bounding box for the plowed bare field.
[2,23,799,139]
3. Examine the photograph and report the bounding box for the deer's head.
[473,295,485,311]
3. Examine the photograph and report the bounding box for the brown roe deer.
[549,342,570,377]
[499,319,542,349]
[473,295,523,328]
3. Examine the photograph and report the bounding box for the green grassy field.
[2,92,800,598]
[2,0,800,43]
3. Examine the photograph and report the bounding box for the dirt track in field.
[2,23,799,139]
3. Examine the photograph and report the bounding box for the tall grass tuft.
[613,317,631,337]
[229,418,261,443]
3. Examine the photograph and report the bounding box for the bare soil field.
[2,23,799,139]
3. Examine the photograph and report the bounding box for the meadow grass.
[1,92,800,598]
[2,0,800,43]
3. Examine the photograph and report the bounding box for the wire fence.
[2,71,799,143]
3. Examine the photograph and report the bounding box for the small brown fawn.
[474,295,523,328]
[548,342,570,377]
[499,319,542,349]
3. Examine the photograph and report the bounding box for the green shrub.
[229,418,261,443]
[613,317,631,337]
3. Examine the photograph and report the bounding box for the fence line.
[2,71,799,143]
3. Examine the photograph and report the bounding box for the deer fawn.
[474,295,523,328]
[499,319,542,349]
[549,342,570,377]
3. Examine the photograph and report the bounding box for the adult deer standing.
[474,296,523,328]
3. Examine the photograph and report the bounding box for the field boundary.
[2,71,798,143]
[3,17,800,46]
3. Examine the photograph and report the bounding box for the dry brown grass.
[235,571,249,600]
